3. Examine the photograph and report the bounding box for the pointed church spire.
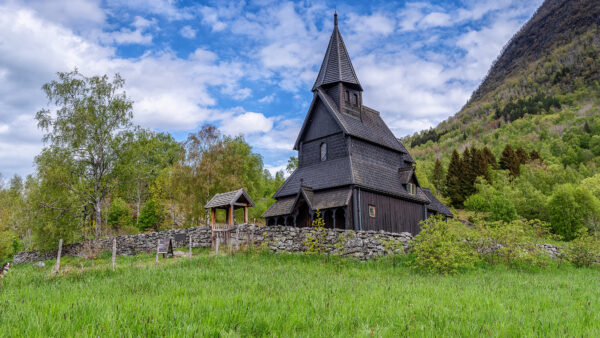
[312,12,362,92]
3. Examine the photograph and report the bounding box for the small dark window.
[407,183,416,195]
[353,94,358,106]
[320,142,327,161]
[369,205,376,218]
[344,90,349,102]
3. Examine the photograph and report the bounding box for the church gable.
[294,95,344,151]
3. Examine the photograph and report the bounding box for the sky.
[0,0,544,178]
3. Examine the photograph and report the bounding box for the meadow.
[1,250,599,337]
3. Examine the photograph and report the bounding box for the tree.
[547,184,600,240]
[138,198,165,232]
[114,129,180,223]
[35,69,134,238]
[482,146,498,169]
[445,150,464,207]
[286,156,298,174]
[432,159,445,193]
[107,198,134,230]
[515,147,529,164]
[500,145,520,177]
[529,149,542,162]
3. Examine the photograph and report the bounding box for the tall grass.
[0,250,599,336]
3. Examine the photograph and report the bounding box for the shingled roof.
[312,13,361,91]
[204,188,255,208]
[422,188,453,217]
[263,187,352,218]
[294,89,411,155]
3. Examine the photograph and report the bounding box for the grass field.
[1,249,599,337]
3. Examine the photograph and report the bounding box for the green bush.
[482,220,555,269]
[547,184,600,240]
[563,232,600,267]
[138,198,165,232]
[304,210,329,255]
[107,198,133,229]
[410,216,479,274]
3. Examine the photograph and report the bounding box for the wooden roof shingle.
[204,188,255,208]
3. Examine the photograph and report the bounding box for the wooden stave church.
[262,13,452,235]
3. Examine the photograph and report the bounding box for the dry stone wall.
[13,225,413,264]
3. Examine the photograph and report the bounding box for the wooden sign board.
[157,238,173,258]
[174,234,186,243]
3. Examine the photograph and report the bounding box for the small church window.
[353,94,358,106]
[407,183,416,195]
[369,205,376,218]
[320,142,327,161]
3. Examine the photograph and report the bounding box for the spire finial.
[334,11,338,27]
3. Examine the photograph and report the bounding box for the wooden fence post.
[54,239,63,274]
[156,239,160,263]
[112,239,117,271]
[215,234,219,255]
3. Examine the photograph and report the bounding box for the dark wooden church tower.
[262,13,451,234]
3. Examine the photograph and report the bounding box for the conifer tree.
[515,147,529,164]
[482,146,498,169]
[445,150,464,207]
[529,149,542,162]
[432,159,445,193]
[500,145,520,177]
[471,147,490,182]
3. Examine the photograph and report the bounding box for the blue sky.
[0,0,543,178]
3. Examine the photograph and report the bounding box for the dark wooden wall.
[350,138,404,167]
[357,190,425,234]
[300,132,347,167]
[302,100,340,142]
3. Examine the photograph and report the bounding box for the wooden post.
[112,239,116,271]
[210,208,216,227]
[189,235,192,260]
[54,239,63,274]
[243,206,248,224]
[332,208,337,229]
[215,234,219,255]
[229,206,234,226]
[156,239,160,263]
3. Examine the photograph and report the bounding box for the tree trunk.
[136,179,141,224]
[94,198,102,239]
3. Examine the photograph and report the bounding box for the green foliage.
[304,210,329,255]
[480,220,555,269]
[432,159,445,193]
[410,216,479,274]
[464,181,518,222]
[445,150,464,207]
[286,156,298,174]
[547,184,600,240]
[495,94,561,122]
[563,232,600,267]
[107,198,133,230]
[500,145,520,177]
[138,198,165,232]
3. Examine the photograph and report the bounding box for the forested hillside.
[407,0,600,239]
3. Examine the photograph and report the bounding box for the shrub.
[138,198,165,232]
[547,184,600,240]
[107,198,133,229]
[482,220,554,269]
[563,231,600,267]
[410,216,479,274]
[304,210,329,255]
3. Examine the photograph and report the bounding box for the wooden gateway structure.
[205,189,255,227]
[262,13,452,235]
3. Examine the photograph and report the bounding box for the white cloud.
[199,6,227,32]
[220,112,274,136]
[106,0,192,20]
[0,4,248,177]
[180,25,196,38]
[258,94,275,103]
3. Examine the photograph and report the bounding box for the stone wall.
[12,225,413,264]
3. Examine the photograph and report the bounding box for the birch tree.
[35,69,133,238]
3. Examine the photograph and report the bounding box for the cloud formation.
[0,0,544,178]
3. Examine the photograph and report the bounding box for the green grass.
[1,250,599,337]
